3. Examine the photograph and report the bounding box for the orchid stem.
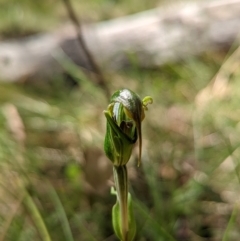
[113,165,129,241]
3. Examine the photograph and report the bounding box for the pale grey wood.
[0,0,240,82]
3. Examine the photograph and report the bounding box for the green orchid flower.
[104,88,153,167]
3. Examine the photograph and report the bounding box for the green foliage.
[112,188,136,241]
[0,0,159,38]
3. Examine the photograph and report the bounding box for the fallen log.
[0,0,240,82]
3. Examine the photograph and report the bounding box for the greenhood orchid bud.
[104,89,153,167]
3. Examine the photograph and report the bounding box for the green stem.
[24,190,52,241]
[48,184,74,241]
[222,204,238,241]
[113,165,129,241]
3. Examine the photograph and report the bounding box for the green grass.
[0,0,160,38]
[1,1,240,241]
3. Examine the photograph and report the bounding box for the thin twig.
[62,0,110,97]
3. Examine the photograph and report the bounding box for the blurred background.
[0,0,240,240]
